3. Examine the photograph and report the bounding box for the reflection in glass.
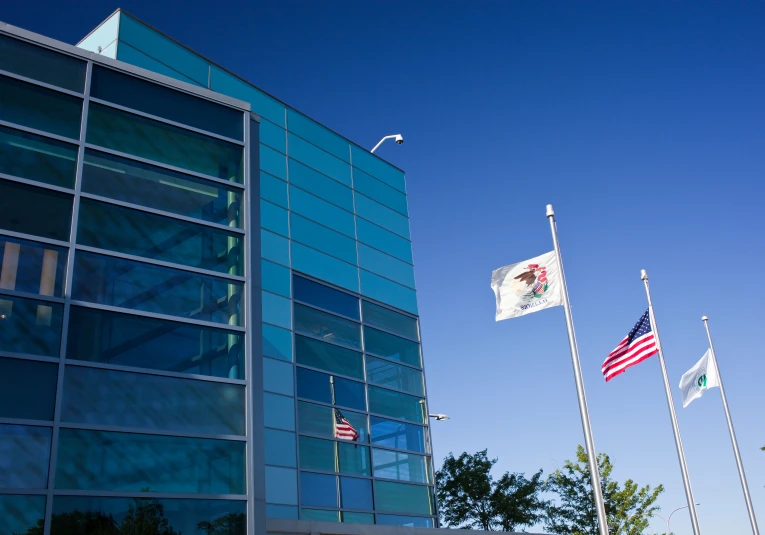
[0,75,82,139]
[0,357,57,421]
[373,480,434,515]
[0,294,63,357]
[299,436,335,472]
[368,386,425,424]
[362,301,418,341]
[366,356,424,396]
[373,449,432,483]
[370,417,426,453]
[363,327,421,368]
[295,335,363,380]
[295,368,365,411]
[299,472,337,508]
[301,509,339,522]
[0,34,86,92]
[297,402,368,443]
[72,252,243,326]
[0,125,78,188]
[0,179,72,241]
[0,494,46,535]
[377,514,434,528]
[293,276,359,320]
[340,477,373,510]
[338,442,371,476]
[0,424,51,489]
[294,304,361,350]
[0,236,67,297]
[56,429,245,494]
[342,512,374,524]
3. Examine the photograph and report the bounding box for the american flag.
[333,408,359,441]
[602,310,658,382]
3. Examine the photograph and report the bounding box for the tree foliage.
[435,450,546,531]
[544,445,663,535]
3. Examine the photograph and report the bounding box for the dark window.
[294,304,361,350]
[0,236,67,297]
[0,494,46,535]
[362,301,418,341]
[295,367,365,411]
[340,477,373,510]
[0,75,82,140]
[0,358,57,421]
[0,294,63,357]
[294,335,363,380]
[0,34,86,92]
[0,125,78,188]
[0,424,51,489]
[293,276,359,320]
[0,179,73,241]
[299,472,337,508]
[369,417,426,453]
[363,327,421,368]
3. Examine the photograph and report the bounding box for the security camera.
[371,134,405,153]
[394,134,404,144]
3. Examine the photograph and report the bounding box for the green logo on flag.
[697,374,707,388]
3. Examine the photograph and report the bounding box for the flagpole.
[640,270,701,535]
[702,316,760,535]
[546,205,610,535]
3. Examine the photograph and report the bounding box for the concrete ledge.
[266,518,549,535]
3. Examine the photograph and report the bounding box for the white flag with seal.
[679,349,720,408]
[491,251,564,321]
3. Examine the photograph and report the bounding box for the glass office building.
[0,11,434,535]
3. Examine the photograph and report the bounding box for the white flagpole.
[641,270,702,535]
[546,205,610,535]
[702,316,760,535]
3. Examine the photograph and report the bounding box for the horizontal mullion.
[0,118,80,145]
[51,489,247,500]
[296,431,430,458]
[369,476,435,488]
[0,352,59,364]
[294,394,426,427]
[57,421,247,441]
[62,359,246,385]
[294,363,364,385]
[292,299,360,325]
[0,488,49,495]
[294,329,362,354]
[88,97,245,146]
[298,468,371,480]
[0,229,71,249]
[0,68,85,98]
[0,287,66,304]
[0,172,75,195]
[365,379,424,398]
[364,351,422,372]
[0,417,53,427]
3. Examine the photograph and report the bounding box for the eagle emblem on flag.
[513,263,549,300]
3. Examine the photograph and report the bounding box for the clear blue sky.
[4,2,764,533]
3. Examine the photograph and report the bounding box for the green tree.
[544,445,664,535]
[435,450,546,531]
[118,497,179,535]
[197,513,247,535]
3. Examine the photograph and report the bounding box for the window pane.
[51,496,246,535]
[294,304,361,350]
[360,271,418,315]
[370,417,426,454]
[373,449,431,483]
[288,134,350,186]
[340,477,372,510]
[368,387,424,424]
[355,194,409,240]
[297,401,367,443]
[82,150,243,227]
[265,429,296,468]
[0,495,46,535]
[301,509,339,522]
[356,219,413,264]
[338,442,370,476]
[295,367,365,411]
[0,75,82,139]
[362,301,418,341]
[0,236,67,297]
[77,199,244,276]
[71,251,242,326]
[0,125,78,188]
[260,120,286,154]
[342,512,374,524]
[267,504,298,519]
[366,357,424,396]
[0,294,63,357]
[262,229,289,267]
[290,213,357,265]
[66,306,243,379]
[358,244,416,289]
[264,357,294,396]
[265,466,297,505]
[261,172,287,208]
[292,243,358,294]
[0,34,85,92]
[298,436,335,472]
[0,424,51,489]
[0,358,57,421]
[373,481,434,515]
[264,393,294,431]
[289,187,354,238]
[262,260,290,298]
[364,327,421,368]
[56,429,245,493]
[351,147,406,193]
[287,111,350,163]
[263,323,292,362]
[261,199,288,237]
[86,103,243,183]
[377,514,434,528]
[353,169,408,216]
[295,335,363,380]
[91,65,243,140]
[0,179,72,241]
[61,366,245,435]
[260,145,286,180]
[289,159,353,212]
[263,291,291,330]
[299,472,337,508]
[293,276,358,319]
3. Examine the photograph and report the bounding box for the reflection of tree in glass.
[197,513,246,535]
[120,496,178,535]
[18,510,119,535]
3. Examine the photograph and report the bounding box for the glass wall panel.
[289,159,353,212]
[295,368,365,411]
[263,393,295,431]
[358,244,416,289]
[265,466,298,505]
[338,442,371,476]
[264,357,294,396]
[82,150,243,227]
[0,294,63,357]
[262,291,291,330]
[77,199,244,275]
[340,477,373,510]
[261,229,290,267]
[0,494,46,535]
[261,199,289,237]
[0,125,78,188]
[118,42,202,87]
[260,145,286,180]
[353,169,408,216]
[265,429,296,468]
[289,187,354,238]
[0,179,72,241]
[366,357,424,396]
[350,147,407,193]
[377,514,434,528]
[91,65,243,140]
[0,357,57,421]
[86,103,243,182]
[355,194,410,239]
[297,402,368,443]
[373,449,431,483]
[362,301,418,341]
[373,481,434,515]
[342,512,374,524]
[261,172,288,209]
[356,218,413,264]
[293,276,359,319]
[267,504,298,519]
[0,424,51,489]
[370,417,426,454]
[0,236,67,297]
[287,111,350,163]
[288,134,350,186]
[56,429,245,493]
[301,509,339,522]
[71,252,242,326]
[294,304,361,350]
[299,472,337,508]
[295,335,363,380]
[263,323,292,362]
[299,436,335,472]
[290,213,357,265]
[360,271,418,315]
[292,244,358,293]
[368,387,424,424]
[364,327,421,368]
[0,75,82,140]
[67,306,243,379]
[50,496,246,535]
[209,66,286,127]
[260,120,286,154]
[262,260,290,297]
[61,366,245,435]
[0,34,86,92]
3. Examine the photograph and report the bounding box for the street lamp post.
[655,504,700,535]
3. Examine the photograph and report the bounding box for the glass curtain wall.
[0,32,252,535]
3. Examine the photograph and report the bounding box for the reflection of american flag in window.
[333,409,359,441]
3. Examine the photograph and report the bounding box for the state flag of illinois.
[491,251,563,320]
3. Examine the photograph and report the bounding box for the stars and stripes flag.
[333,408,359,441]
[602,310,658,381]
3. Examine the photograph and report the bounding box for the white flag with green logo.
[679,349,720,408]
[491,251,563,321]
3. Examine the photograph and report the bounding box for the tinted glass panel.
[0,34,85,92]
[265,466,297,505]
[210,67,286,126]
[292,243,358,294]
[294,304,361,350]
[353,169,408,216]
[299,472,337,508]
[287,111,350,163]
[261,172,288,208]
[362,301,418,341]
[360,271,418,315]
[72,252,242,326]
[67,306,243,379]
[0,125,78,188]
[0,236,67,297]
[261,199,288,237]
[0,424,51,489]
[290,213,357,265]
[0,179,72,241]
[355,194,409,239]
[0,75,82,139]
[358,244,416,289]
[377,514,434,528]
[260,120,286,153]
[297,402,368,443]
[356,219,413,264]
[260,145,286,180]
[91,65,243,140]
[364,327,421,368]
[350,147,406,193]
[373,481,434,515]
[262,260,290,298]
[264,357,294,396]
[0,358,57,421]
[51,496,246,535]
[289,159,353,211]
[295,335,363,380]
[82,150,243,227]
[267,504,298,519]
[263,323,292,362]
[373,449,431,483]
[340,477,373,510]
[293,276,358,319]
[56,429,245,493]
[262,291,291,330]
[298,436,335,472]
[265,429,296,468]
[62,366,245,435]
[368,386,424,424]
[77,199,243,275]
[342,512,374,524]
[86,103,243,182]
[0,494,46,535]
[369,417,426,454]
[301,509,339,522]
[338,442,370,476]
[264,393,295,431]
[288,134,350,186]
[289,187,354,238]
[295,368,366,411]
[366,357,424,396]
[0,294,63,357]
[262,229,289,267]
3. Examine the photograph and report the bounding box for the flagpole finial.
[701,315,709,322]
[546,204,555,218]
[640,269,648,280]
